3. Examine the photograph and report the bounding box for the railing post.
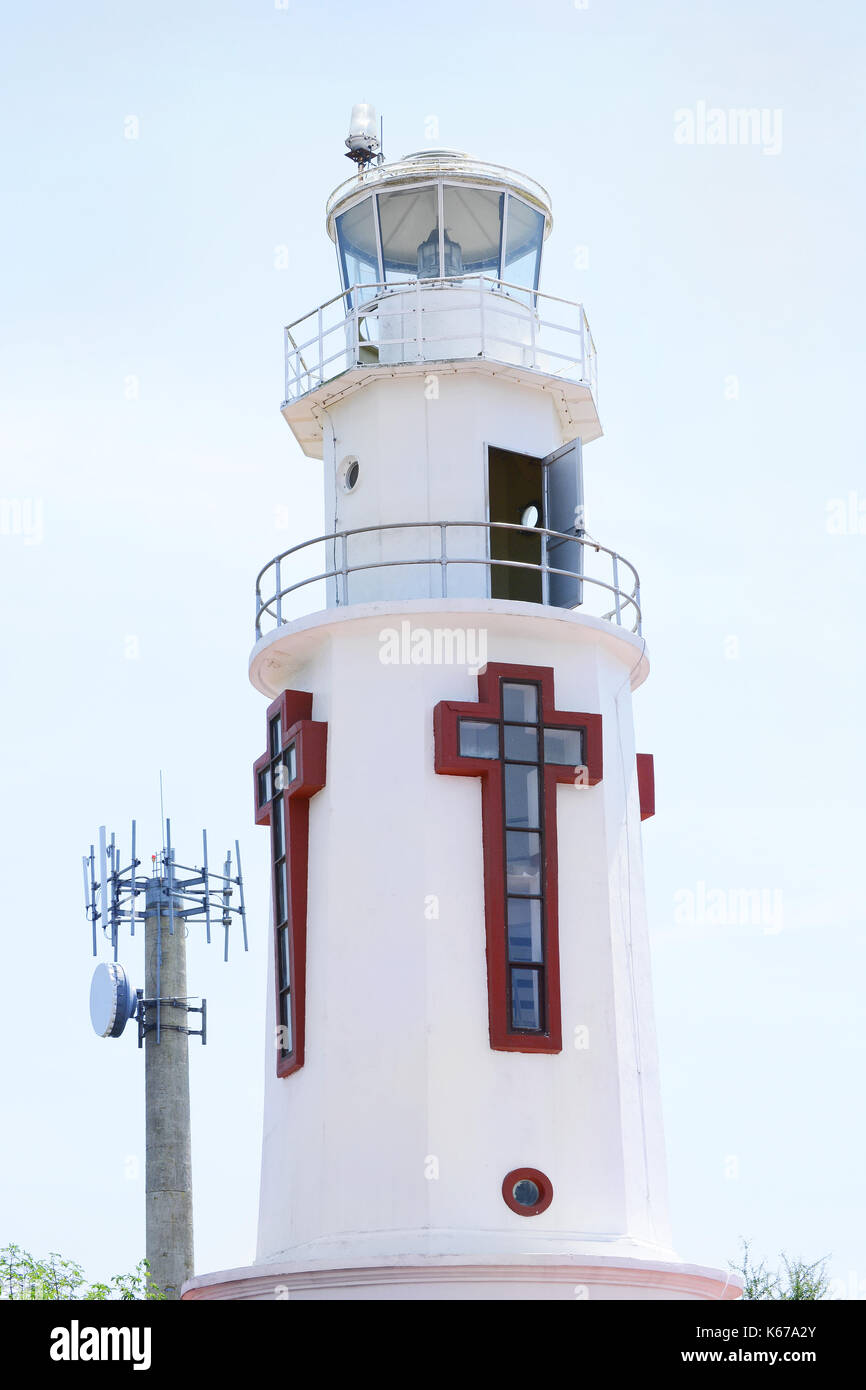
[284,327,290,402]
[479,277,486,357]
[416,279,423,361]
[353,295,360,368]
[529,294,537,368]
[341,532,349,606]
[439,523,448,597]
[635,580,641,636]
[579,308,587,384]
[541,531,550,606]
[255,585,262,640]
[612,553,622,626]
[317,305,324,383]
[275,557,283,627]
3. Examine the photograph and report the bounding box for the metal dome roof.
[326,151,553,242]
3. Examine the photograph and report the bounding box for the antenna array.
[83,818,248,965]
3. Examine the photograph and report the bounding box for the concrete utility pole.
[144,878,194,1300]
[84,819,245,1302]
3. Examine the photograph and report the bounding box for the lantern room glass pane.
[503,196,544,302]
[378,186,440,282]
[336,197,381,304]
[442,186,502,277]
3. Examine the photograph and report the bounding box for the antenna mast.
[83,813,248,1299]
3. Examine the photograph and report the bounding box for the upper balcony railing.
[283,275,598,406]
[254,521,641,642]
[325,155,554,227]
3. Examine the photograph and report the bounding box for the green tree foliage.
[732,1240,831,1300]
[0,1244,166,1301]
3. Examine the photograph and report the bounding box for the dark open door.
[544,439,584,608]
[487,447,544,602]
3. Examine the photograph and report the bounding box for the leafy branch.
[731,1239,831,1300]
[0,1244,166,1301]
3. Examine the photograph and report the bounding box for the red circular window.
[502,1167,553,1216]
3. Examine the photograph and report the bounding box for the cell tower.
[83,816,248,1299]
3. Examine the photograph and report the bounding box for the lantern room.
[327,150,551,303]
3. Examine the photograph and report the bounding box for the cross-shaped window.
[253,690,327,1078]
[434,663,602,1053]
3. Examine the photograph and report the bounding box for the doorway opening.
[486,440,584,607]
[487,447,545,602]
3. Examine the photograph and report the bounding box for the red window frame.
[434,662,602,1055]
[253,690,327,1078]
[637,752,655,820]
[501,1167,554,1217]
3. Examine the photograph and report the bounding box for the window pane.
[442,185,502,276]
[284,743,297,784]
[258,767,271,806]
[506,830,541,894]
[507,898,543,962]
[269,715,282,757]
[275,859,287,924]
[278,925,290,989]
[336,197,380,303]
[504,764,540,829]
[458,719,499,759]
[502,682,538,723]
[279,989,293,1054]
[544,727,584,766]
[512,1178,540,1206]
[504,724,538,761]
[511,967,541,1030]
[272,795,285,857]
[503,196,544,301]
[378,186,440,282]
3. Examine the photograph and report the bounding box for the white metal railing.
[325,157,553,227]
[254,521,641,639]
[282,275,598,406]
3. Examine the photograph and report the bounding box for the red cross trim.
[434,662,603,1054]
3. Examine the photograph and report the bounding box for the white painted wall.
[319,371,564,607]
[253,607,674,1268]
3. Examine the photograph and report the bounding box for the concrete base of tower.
[182,1254,741,1301]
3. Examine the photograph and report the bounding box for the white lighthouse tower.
[185,119,739,1301]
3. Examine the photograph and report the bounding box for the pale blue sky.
[1,0,864,1293]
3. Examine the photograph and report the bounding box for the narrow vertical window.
[254,691,327,1077]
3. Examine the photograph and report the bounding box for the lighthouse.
[185,117,739,1301]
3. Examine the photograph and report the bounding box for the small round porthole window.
[340,456,360,493]
[520,502,540,528]
[502,1167,553,1217]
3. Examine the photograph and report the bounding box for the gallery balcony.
[254,520,641,640]
[280,276,601,456]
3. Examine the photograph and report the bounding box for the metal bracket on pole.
[137,996,208,1046]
